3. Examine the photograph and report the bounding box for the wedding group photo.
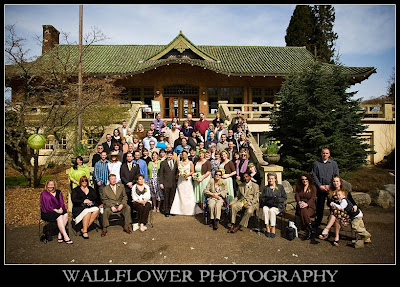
[4,4,395,269]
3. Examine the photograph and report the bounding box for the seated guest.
[228,173,259,233]
[132,174,152,232]
[100,174,132,237]
[204,170,228,230]
[248,163,262,186]
[40,179,72,244]
[71,176,100,239]
[259,172,287,238]
[295,173,317,240]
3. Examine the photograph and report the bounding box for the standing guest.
[40,179,72,244]
[132,174,152,232]
[312,148,339,228]
[132,135,140,151]
[112,142,123,162]
[210,151,221,178]
[174,138,189,156]
[161,121,170,136]
[225,140,238,161]
[102,134,113,155]
[225,114,233,131]
[209,143,218,160]
[148,140,159,158]
[108,151,122,183]
[237,133,256,154]
[125,128,134,144]
[259,172,287,238]
[148,151,163,213]
[204,123,216,141]
[167,123,180,148]
[188,148,199,164]
[168,117,181,130]
[170,151,202,216]
[228,173,259,233]
[248,163,262,186]
[120,152,141,208]
[92,145,104,168]
[173,132,186,149]
[217,134,229,152]
[226,129,238,147]
[68,156,90,212]
[295,173,317,240]
[232,109,242,126]
[196,142,207,156]
[233,125,244,143]
[205,131,218,150]
[135,124,146,141]
[120,137,129,154]
[181,120,194,138]
[186,113,196,129]
[71,176,100,239]
[94,151,110,198]
[149,122,160,140]
[136,142,144,155]
[159,150,178,217]
[215,122,228,142]
[236,149,249,183]
[100,174,132,237]
[141,148,152,165]
[152,113,164,136]
[159,149,167,161]
[111,128,122,145]
[194,113,210,138]
[187,131,199,149]
[204,170,228,230]
[219,150,236,201]
[142,130,158,151]
[194,130,205,144]
[212,112,223,129]
[122,143,135,164]
[156,135,167,151]
[193,150,212,209]
[133,151,148,182]
[120,120,128,138]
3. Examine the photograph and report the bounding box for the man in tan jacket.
[228,172,259,233]
[204,170,228,230]
[100,174,132,236]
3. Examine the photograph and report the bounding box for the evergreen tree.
[269,61,371,183]
[285,5,338,64]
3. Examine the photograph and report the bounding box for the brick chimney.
[42,25,60,54]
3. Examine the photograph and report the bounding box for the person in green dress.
[68,156,90,212]
[193,150,211,210]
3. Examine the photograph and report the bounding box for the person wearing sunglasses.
[295,173,317,241]
[71,176,100,239]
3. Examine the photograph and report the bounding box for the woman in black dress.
[72,176,100,239]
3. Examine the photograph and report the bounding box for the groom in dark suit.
[120,152,141,207]
[159,150,178,217]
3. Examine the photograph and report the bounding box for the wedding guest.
[219,150,236,201]
[295,173,317,240]
[120,137,129,154]
[148,151,163,213]
[152,113,164,136]
[204,123,216,141]
[236,149,249,183]
[159,151,178,217]
[68,156,90,212]
[237,133,256,154]
[125,128,134,144]
[204,170,228,230]
[71,176,100,239]
[193,150,212,210]
[248,163,262,186]
[210,151,221,178]
[194,113,210,138]
[132,174,152,232]
[108,151,122,183]
[135,124,146,141]
[111,128,122,145]
[40,179,72,244]
[181,120,194,138]
[141,148,152,165]
[133,151,148,182]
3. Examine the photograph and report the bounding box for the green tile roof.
[5,33,376,84]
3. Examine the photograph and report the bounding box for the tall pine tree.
[286,5,338,64]
[269,61,371,182]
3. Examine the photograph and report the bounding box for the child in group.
[319,189,371,247]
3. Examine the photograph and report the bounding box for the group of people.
[41,110,371,246]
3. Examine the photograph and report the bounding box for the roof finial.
[180,30,182,34]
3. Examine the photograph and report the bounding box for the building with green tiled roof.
[6,25,376,118]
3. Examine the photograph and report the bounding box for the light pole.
[77,4,83,142]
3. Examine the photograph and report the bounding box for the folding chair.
[38,217,59,243]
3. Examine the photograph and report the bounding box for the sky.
[4,4,395,101]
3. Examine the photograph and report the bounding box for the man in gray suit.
[100,174,132,236]
[228,173,259,233]
[159,151,178,217]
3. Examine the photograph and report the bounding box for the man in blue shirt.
[94,151,110,198]
[133,151,148,182]
[142,130,158,151]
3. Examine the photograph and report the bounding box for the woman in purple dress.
[40,179,72,244]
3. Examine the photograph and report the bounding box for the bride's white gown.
[170,160,202,215]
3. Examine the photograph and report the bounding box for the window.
[119,87,154,104]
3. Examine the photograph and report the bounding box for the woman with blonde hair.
[135,124,146,141]
[40,179,72,244]
[219,150,236,201]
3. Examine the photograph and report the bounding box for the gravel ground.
[5,205,395,265]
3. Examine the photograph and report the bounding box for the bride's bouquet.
[192,172,200,180]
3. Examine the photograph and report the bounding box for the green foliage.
[285,5,338,64]
[261,140,282,154]
[270,61,371,182]
[73,140,89,156]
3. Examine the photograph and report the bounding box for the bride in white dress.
[170,150,203,216]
